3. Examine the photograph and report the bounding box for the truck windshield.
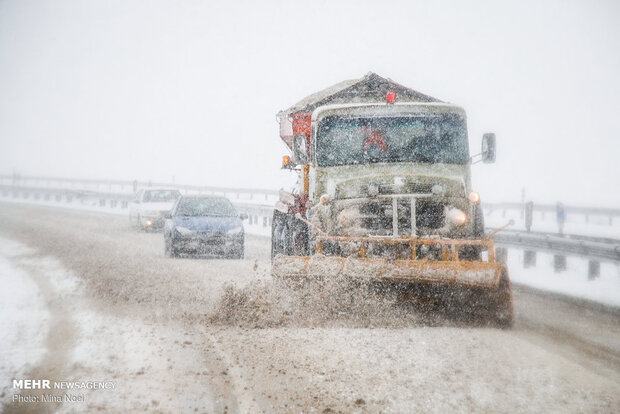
[316,114,469,166]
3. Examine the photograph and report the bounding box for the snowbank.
[0,238,49,398]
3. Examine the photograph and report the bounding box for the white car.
[129,188,181,230]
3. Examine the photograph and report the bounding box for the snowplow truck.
[271,73,513,327]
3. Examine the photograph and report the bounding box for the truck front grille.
[378,183,433,195]
[356,198,445,236]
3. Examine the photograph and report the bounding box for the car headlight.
[176,226,194,236]
[446,208,467,226]
[227,226,242,235]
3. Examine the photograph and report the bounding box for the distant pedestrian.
[556,202,566,235]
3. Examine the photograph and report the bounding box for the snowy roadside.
[0,235,220,412]
[0,238,49,401]
[506,249,620,308]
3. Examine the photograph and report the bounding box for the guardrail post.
[553,255,567,273]
[524,250,536,268]
[588,260,600,280]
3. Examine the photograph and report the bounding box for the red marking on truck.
[363,128,387,151]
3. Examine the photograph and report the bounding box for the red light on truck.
[386,92,395,103]
[282,155,291,166]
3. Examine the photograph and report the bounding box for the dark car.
[163,195,247,258]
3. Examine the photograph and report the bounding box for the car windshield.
[175,198,237,217]
[316,114,469,166]
[143,190,181,202]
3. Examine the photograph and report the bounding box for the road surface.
[1,203,618,413]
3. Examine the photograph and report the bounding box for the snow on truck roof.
[278,72,442,117]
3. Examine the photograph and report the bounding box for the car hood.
[172,216,242,231]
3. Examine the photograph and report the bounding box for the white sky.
[1,0,619,206]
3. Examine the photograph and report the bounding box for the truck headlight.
[468,191,480,203]
[227,226,242,235]
[446,208,467,226]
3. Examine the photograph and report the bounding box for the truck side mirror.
[481,133,496,163]
[292,134,308,164]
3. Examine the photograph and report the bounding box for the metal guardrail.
[492,229,620,262]
[2,177,619,263]
[483,201,620,223]
[0,175,279,201]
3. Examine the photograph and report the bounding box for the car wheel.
[235,244,244,260]
[165,237,178,258]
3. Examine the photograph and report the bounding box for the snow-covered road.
[1,203,618,413]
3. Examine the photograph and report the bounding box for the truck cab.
[273,75,494,259]
[271,73,511,327]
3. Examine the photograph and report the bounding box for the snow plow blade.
[271,255,502,288]
[272,235,504,288]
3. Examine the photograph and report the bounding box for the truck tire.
[473,203,485,238]
[271,211,283,259]
[291,216,310,256]
[488,267,514,328]
[282,217,293,256]
[272,210,296,257]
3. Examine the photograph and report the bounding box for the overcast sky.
[1,0,619,207]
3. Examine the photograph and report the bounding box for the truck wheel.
[291,217,309,256]
[271,211,283,259]
[489,268,514,328]
[282,218,295,256]
[473,203,485,238]
[272,210,292,256]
